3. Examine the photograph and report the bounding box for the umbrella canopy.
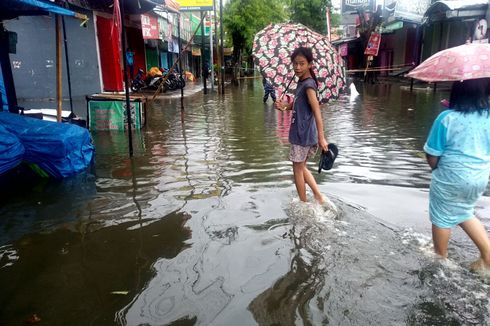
[407,43,490,82]
[252,23,345,104]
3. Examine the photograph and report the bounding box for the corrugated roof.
[424,0,488,22]
[430,0,488,11]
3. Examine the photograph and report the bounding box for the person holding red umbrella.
[424,78,490,272]
[409,43,490,271]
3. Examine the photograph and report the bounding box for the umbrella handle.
[280,75,295,101]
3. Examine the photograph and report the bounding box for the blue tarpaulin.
[0,112,94,178]
[0,67,8,112]
[0,0,87,20]
[0,123,24,175]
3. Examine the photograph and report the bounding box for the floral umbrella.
[252,23,346,104]
[407,43,490,82]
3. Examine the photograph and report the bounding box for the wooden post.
[61,17,74,114]
[56,14,62,123]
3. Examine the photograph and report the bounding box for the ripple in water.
[248,195,489,325]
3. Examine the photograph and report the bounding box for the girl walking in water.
[424,78,490,271]
[275,47,328,204]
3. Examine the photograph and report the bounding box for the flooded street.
[1,80,489,325]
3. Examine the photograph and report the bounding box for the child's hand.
[319,137,328,152]
[275,101,289,111]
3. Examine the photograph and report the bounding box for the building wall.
[422,20,472,61]
[378,26,410,71]
[392,28,407,66]
[4,9,101,100]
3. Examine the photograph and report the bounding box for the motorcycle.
[130,68,146,92]
[131,68,185,93]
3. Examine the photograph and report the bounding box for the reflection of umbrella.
[252,23,345,104]
[407,43,490,82]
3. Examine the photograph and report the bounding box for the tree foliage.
[287,0,332,34]
[223,0,287,64]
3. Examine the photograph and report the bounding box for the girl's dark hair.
[450,78,490,115]
[290,46,318,86]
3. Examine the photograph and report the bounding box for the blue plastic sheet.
[0,0,80,20]
[0,112,94,178]
[0,66,8,112]
[0,123,24,175]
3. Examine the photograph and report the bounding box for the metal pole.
[61,17,74,114]
[326,7,331,41]
[56,14,62,122]
[213,1,220,94]
[210,11,214,91]
[177,13,184,101]
[120,0,134,156]
[201,11,207,94]
[219,0,225,94]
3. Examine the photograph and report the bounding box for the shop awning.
[381,20,404,34]
[65,0,158,15]
[332,37,360,46]
[424,0,488,23]
[0,0,88,20]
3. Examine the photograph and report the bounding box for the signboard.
[175,0,213,11]
[339,43,348,57]
[141,14,159,39]
[394,0,431,23]
[473,19,488,42]
[341,0,375,14]
[158,17,168,41]
[192,47,201,56]
[88,100,144,130]
[382,21,403,33]
[364,32,381,56]
[168,38,179,53]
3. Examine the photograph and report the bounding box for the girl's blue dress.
[424,109,490,228]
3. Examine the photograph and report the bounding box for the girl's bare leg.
[303,166,324,204]
[293,162,307,202]
[432,224,451,258]
[459,217,490,270]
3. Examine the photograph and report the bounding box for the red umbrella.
[252,23,345,104]
[407,43,490,82]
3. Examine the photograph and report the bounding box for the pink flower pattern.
[252,22,346,103]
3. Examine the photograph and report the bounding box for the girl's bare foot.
[314,194,325,205]
[316,195,339,216]
[469,258,490,272]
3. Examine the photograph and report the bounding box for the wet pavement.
[1,79,489,325]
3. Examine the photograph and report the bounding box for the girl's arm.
[306,88,328,151]
[426,153,439,170]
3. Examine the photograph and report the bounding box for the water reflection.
[0,211,191,324]
[250,199,489,325]
[0,173,97,245]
